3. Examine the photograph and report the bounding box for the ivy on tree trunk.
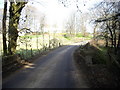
[8,2,27,55]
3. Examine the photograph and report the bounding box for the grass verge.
[74,42,120,87]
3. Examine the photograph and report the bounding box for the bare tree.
[40,15,46,49]
[95,2,120,50]
[65,12,76,37]
[79,14,87,37]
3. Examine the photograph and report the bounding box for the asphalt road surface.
[3,44,90,88]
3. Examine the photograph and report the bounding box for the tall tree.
[40,15,45,49]
[94,2,119,49]
[2,2,7,56]
[8,2,27,55]
[65,12,76,37]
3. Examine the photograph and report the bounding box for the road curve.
[3,45,90,88]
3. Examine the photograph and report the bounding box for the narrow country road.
[3,44,90,88]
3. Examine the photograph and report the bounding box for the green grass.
[76,33,93,39]
[16,49,42,60]
[20,35,42,38]
[64,36,72,40]
[13,33,92,60]
[100,47,107,53]
[92,47,107,64]
[76,33,83,37]
[63,34,72,40]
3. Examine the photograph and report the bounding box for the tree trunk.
[113,29,117,54]
[8,2,26,55]
[117,20,120,55]
[105,37,108,47]
[93,24,98,39]
[42,31,45,49]
[112,20,117,54]
[2,2,7,56]
[48,30,50,48]
[107,22,114,47]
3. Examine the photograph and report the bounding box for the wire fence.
[16,32,62,61]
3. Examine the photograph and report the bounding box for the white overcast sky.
[0,0,103,32]
[26,0,102,32]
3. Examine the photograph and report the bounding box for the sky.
[26,0,102,33]
[0,0,103,33]
[0,0,4,8]
[27,0,76,29]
